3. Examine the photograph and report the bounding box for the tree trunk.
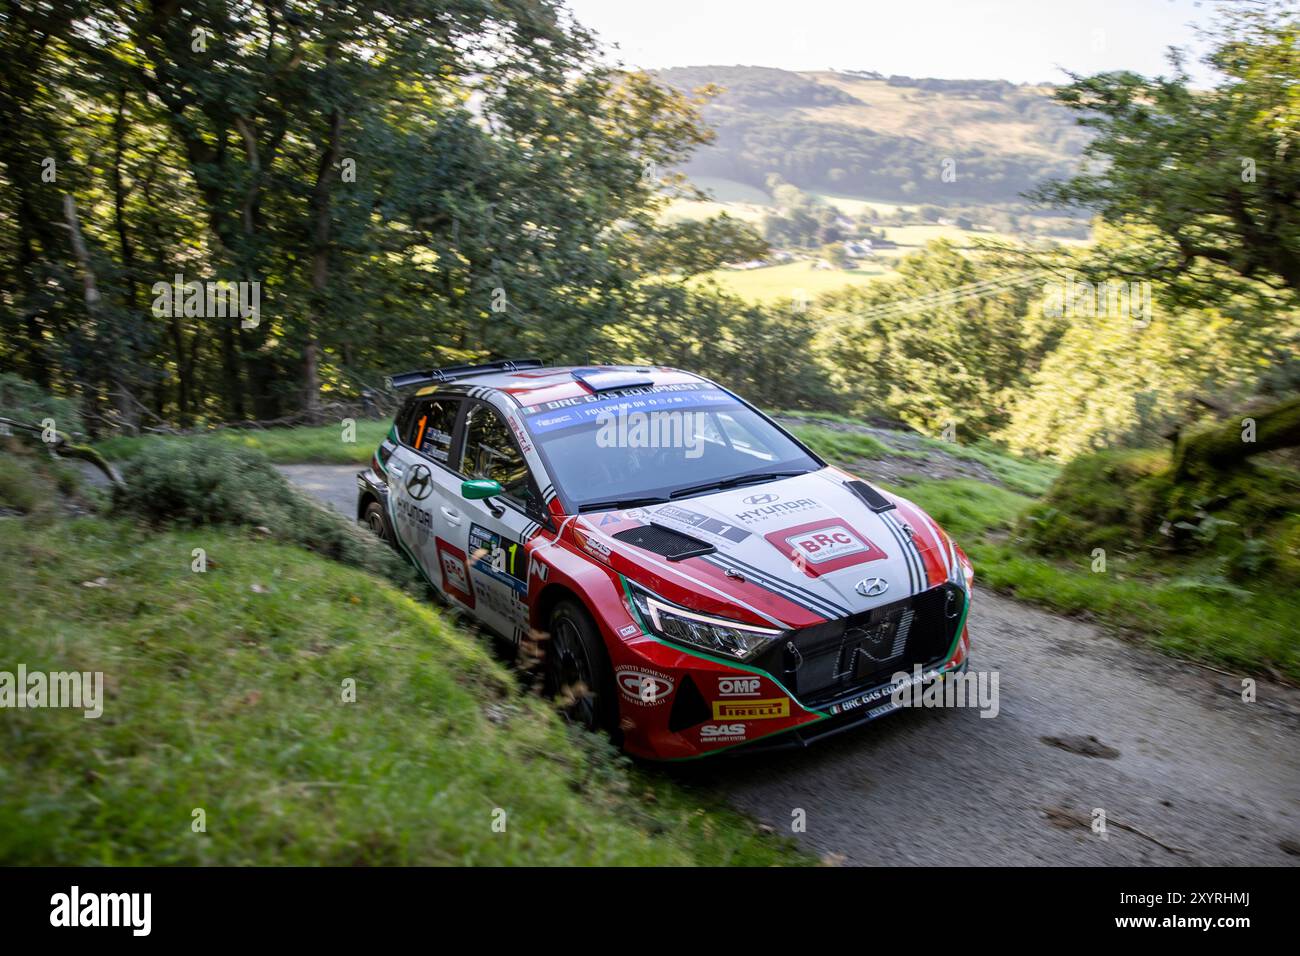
[1172,396,1300,479]
[302,99,343,423]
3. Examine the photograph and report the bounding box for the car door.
[453,398,548,643]
[386,394,470,603]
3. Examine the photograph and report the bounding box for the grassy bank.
[0,513,807,865]
[1,440,806,866]
[95,419,389,465]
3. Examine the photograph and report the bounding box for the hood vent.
[612,523,716,562]
[846,479,896,513]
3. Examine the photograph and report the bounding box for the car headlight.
[627,583,783,661]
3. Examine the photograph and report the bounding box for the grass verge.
[884,477,1300,681]
[95,420,390,465]
[0,514,808,865]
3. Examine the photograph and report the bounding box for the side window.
[403,397,459,463]
[459,403,536,507]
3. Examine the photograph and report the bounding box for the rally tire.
[362,499,394,548]
[544,599,618,736]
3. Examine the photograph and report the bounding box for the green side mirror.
[461,478,503,501]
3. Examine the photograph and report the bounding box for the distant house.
[844,240,873,258]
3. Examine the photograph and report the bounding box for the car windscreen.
[518,384,820,511]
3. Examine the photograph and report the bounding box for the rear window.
[401,397,459,463]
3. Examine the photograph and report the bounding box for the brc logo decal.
[787,525,863,562]
[764,519,887,577]
[435,538,475,608]
[712,697,790,720]
[614,666,675,706]
[717,676,762,697]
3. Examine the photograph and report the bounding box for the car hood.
[580,468,962,628]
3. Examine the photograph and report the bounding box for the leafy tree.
[1033,1,1299,300]
[819,241,1036,438]
[1031,0,1300,464]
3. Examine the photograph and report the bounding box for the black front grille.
[753,583,964,709]
[613,523,715,561]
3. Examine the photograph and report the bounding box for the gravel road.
[278,463,1300,866]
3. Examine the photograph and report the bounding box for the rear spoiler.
[385,358,543,391]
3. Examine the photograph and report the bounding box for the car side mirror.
[461,478,504,501]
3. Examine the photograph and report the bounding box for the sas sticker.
[699,723,747,743]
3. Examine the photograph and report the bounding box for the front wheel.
[543,600,617,735]
[362,499,394,547]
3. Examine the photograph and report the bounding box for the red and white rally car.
[358,360,973,759]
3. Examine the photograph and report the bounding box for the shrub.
[0,374,83,437]
[112,441,415,587]
[1020,448,1166,554]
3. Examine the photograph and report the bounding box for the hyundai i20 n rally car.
[357,360,974,759]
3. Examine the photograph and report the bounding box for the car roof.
[415,365,713,408]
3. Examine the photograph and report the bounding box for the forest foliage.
[0,0,1295,477]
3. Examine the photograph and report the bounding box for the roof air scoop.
[571,367,657,393]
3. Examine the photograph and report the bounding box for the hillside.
[0,442,806,866]
[657,66,1090,206]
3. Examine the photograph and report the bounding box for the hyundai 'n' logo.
[742,492,778,505]
[405,464,434,501]
[854,576,889,597]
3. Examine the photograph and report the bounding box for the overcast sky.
[565,0,1229,85]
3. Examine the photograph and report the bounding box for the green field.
[698,259,897,303]
[808,191,922,217]
[662,197,768,224]
[690,175,773,204]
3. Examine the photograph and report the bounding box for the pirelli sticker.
[711,697,790,720]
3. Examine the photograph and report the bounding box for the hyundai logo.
[405,463,434,501]
[854,576,889,597]
[742,492,778,505]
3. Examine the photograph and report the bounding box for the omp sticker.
[717,676,763,697]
